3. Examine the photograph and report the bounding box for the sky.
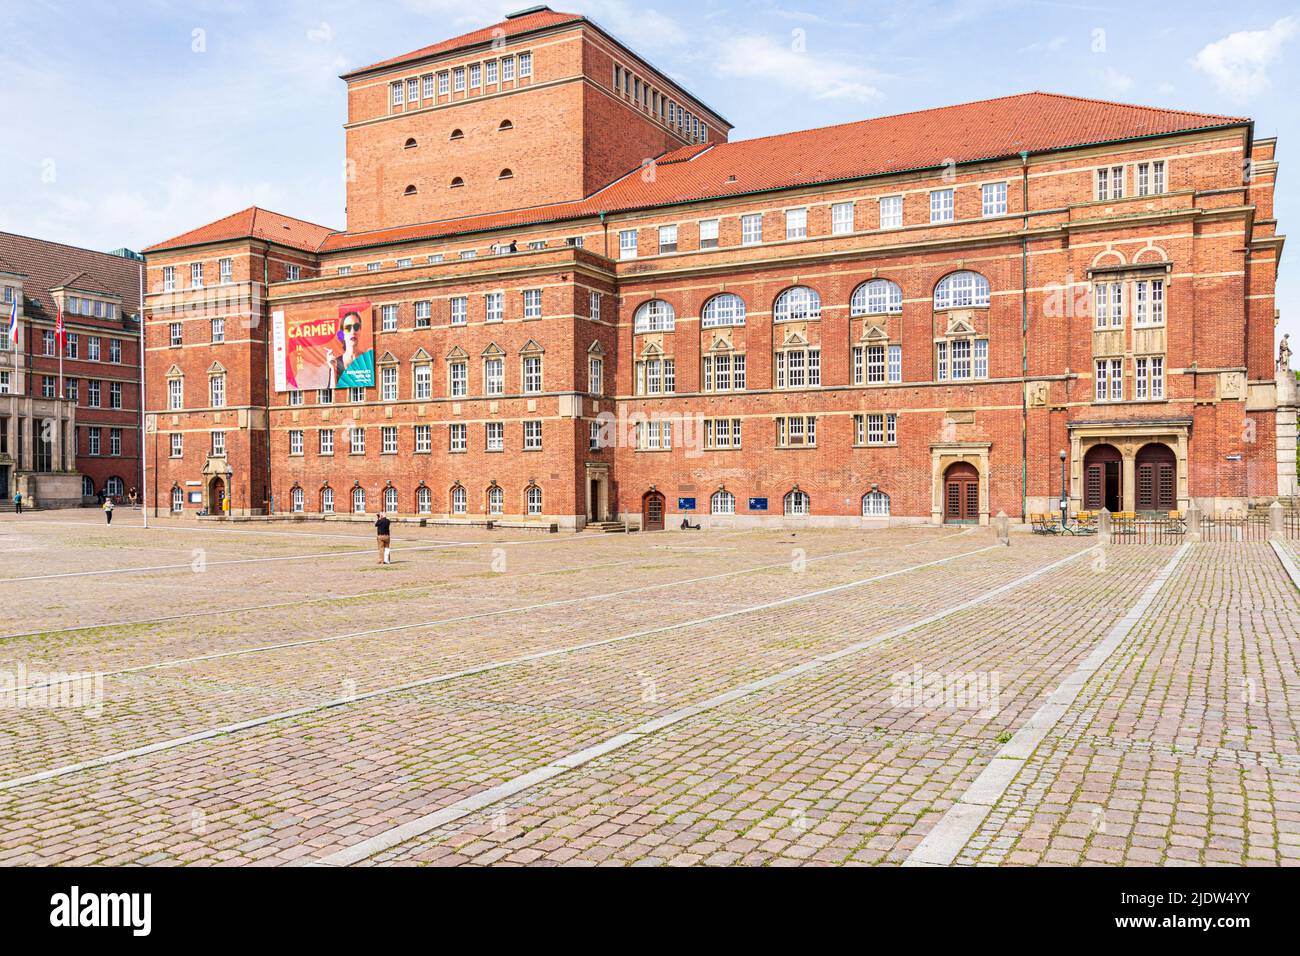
[1,0,1298,349]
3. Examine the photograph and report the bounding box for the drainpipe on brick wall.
[599,211,608,258]
[1020,150,1030,520]
[263,250,272,516]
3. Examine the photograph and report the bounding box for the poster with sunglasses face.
[273,302,375,391]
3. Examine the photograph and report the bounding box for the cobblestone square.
[1,511,1295,867]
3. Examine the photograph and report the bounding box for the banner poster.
[274,302,374,392]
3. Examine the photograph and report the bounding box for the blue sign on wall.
[748,497,768,511]
[677,497,696,511]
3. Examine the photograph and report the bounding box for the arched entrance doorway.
[1135,443,1176,512]
[642,490,665,531]
[208,476,227,514]
[1083,444,1122,512]
[943,461,980,523]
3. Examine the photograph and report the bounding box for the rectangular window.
[422,74,434,98]
[867,344,886,384]
[169,323,182,347]
[406,77,418,102]
[619,229,638,259]
[588,356,602,393]
[469,63,481,88]
[414,424,431,453]
[162,266,175,291]
[391,82,404,106]
[880,195,903,229]
[1134,279,1164,326]
[110,381,122,409]
[453,67,465,91]
[588,290,601,320]
[523,420,542,450]
[438,72,449,95]
[523,355,542,393]
[1097,165,1125,200]
[414,364,432,400]
[860,412,897,445]
[776,415,817,448]
[484,357,503,395]
[211,431,225,456]
[485,292,504,323]
[348,386,364,403]
[449,362,467,397]
[888,344,902,383]
[65,332,78,358]
[785,207,808,239]
[318,388,333,403]
[319,429,333,455]
[109,339,121,362]
[288,389,303,406]
[699,218,719,249]
[1094,282,1124,328]
[88,428,101,456]
[658,224,678,254]
[486,421,503,451]
[209,376,225,408]
[741,213,763,245]
[380,304,397,331]
[191,262,203,288]
[287,264,301,280]
[518,52,532,76]
[211,317,224,342]
[930,189,954,223]
[981,182,1008,216]
[449,423,466,452]
[168,378,182,410]
[502,57,515,81]
[381,365,397,401]
[450,296,467,326]
[951,339,971,380]
[831,202,854,235]
[414,300,432,328]
[485,60,497,85]
[289,430,303,455]
[522,289,542,319]
[219,257,232,283]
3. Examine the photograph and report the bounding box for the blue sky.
[1,0,1297,347]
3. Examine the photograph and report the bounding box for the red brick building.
[142,6,1291,528]
[0,232,143,509]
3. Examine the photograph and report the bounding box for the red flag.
[54,303,64,346]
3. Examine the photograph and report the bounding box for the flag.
[54,302,64,347]
[5,294,15,349]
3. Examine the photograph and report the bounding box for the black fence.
[1108,508,1300,544]
[1109,516,1188,545]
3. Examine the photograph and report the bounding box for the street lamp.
[1059,449,1069,530]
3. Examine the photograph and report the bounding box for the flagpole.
[139,262,147,529]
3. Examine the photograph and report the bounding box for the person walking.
[12,491,21,515]
[102,497,114,525]
[375,511,391,565]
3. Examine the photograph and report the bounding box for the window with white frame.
[851,279,903,316]
[168,377,183,410]
[935,338,988,381]
[349,426,366,455]
[1096,165,1125,200]
[704,418,742,449]
[485,60,497,85]
[711,489,736,514]
[783,489,811,515]
[934,271,990,309]
[635,356,675,395]
[636,419,671,450]
[502,56,515,81]
[88,428,101,455]
[449,423,466,452]
[588,355,602,393]
[289,430,303,455]
[854,412,897,445]
[930,189,954,223]
[451,485,467,514]
[633,299,675,332]
[352,486,366,514]
[412,363,431,400]
[619,229,638,259]
[450,296,467,325]
[741,213,763,245]
[469,63,480,88]
[658,225,678,254]
[169,322,182,347]
[171,485,184,512]
[417,486,432,514]
[288,390,303,408]
[981,182,1008,217]
[523,420,542,450]
[438,71,449,94]
[699,218,719,249]
[381,365,398,401]
[484,357,504,395]
[862,491,890,516]
[348,386,365,404]
[522,289,542,319]
[588,290,601,320]
[831,202,854,235]
[110,381,122,409]
[109,338,121,362]
[1134,279,1165,327]
[853,343,902,385]
[453,67,465,91]
[776,415,817,447]
[701,293,745,328]
[211,318,224,343]
[319,429,334,455]
[191,262,203,288]
[526,485,542,515]
[785,207,808,239]
[773,286,820,323]
[523,354,542,393]
[1136,160,1166,196]
[1094,357,1124,402]
[1134,356,1164,400]
[391,82,404,106]
[318,388,333,403]
[322,487,335,514]
[702,352,745,392]
[449,361,467,397]
[485,292,503,323]
[422,74,434,98]
[287,264,301,280]
[774,347,819,389]
[88,379,101,406]
[169,433,183,458]
[486,421,503,451]
[385,486,398,513]
[488,485,504,514]
[209,374,225,408]
[879,195,903,229]
[211,431,225,456]
[518,52,532,76]
[219,257,232,283]
[381,304,397,331]
[162,266,175,291]
[1094,282,1124,328]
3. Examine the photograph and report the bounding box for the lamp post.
[1059,449,1069,530]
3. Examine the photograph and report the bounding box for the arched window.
[711,489,735,515]
[451,485,467,514]
[526,485,543,516]
[773,286,821,323]
[498,168,514,180]
[81,475,94,497]
[322,487,335,514]
[934,271,990,310]
[384,486,398,514]
[783,489,810,516]
[106,476,124,497]
[498,119,514,130]
[171,486,184,512]
[850,279,903,316]
[633,299,675,333]
[417,486,432,515]
[352,486,366,514]
[449,177,464,188]
[403,138,418,149]
[488,486,504,515]
[701,293,746,328]
[403,184,418,196]
[449,128,464,140]
[291,487,304,513]
[862,490,891,517]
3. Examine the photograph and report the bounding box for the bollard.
[1185,503,1201,542]
[995,510,1009,546]
[1270,499,1285,539]
[1098,507,1112,546]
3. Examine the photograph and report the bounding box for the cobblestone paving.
[0,511,1294,866]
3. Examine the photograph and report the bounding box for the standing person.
[102,497,114,525]
[375,511,391,565]
[12,491,21,515]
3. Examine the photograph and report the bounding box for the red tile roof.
[143,207,337,254]
[0,231,145,326]
[342,7,583,78]
[318,92,1249,252]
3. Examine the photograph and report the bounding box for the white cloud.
[713,33,883,102]
[1098,66,1133,94]
[1191,16,1298,99]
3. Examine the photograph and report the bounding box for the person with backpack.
[102,497,114,525]
[375,511,391,565]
